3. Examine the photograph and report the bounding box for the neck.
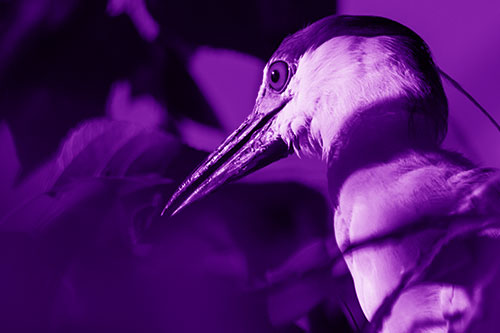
[325,104,451,207]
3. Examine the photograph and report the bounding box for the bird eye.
[268,61,290,92]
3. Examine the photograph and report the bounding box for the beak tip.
[160,206,180,218]
[160,206,168,217]
[161,194,191,218]
[160,197,177,217]
[170,206,183,217]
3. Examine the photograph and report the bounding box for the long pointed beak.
[162,102,293,216]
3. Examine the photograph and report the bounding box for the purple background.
[0,0,498,332]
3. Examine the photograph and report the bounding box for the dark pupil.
[271,70,280,83]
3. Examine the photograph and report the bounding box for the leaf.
[106,0,159,41]
[48,118,199,189]
[1,119,144,221]
[0,118,203,226]
[51,119,144,187]
[0,122,21,216]
[187,47,264,134]
[175,47,265,152]
[176,118,226,152]
[106,80,166,127]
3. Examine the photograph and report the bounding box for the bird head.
[163,15,448,215]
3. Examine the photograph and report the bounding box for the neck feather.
[325,101,447,207]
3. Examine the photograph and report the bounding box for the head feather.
[268,15,448,160]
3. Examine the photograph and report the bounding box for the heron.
[164,15,500,332]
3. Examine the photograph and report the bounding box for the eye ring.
[268,61,290,92]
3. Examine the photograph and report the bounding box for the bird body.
[334,149,499,325]
[165,15,500,332]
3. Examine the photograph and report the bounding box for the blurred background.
[0,0,498,332]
